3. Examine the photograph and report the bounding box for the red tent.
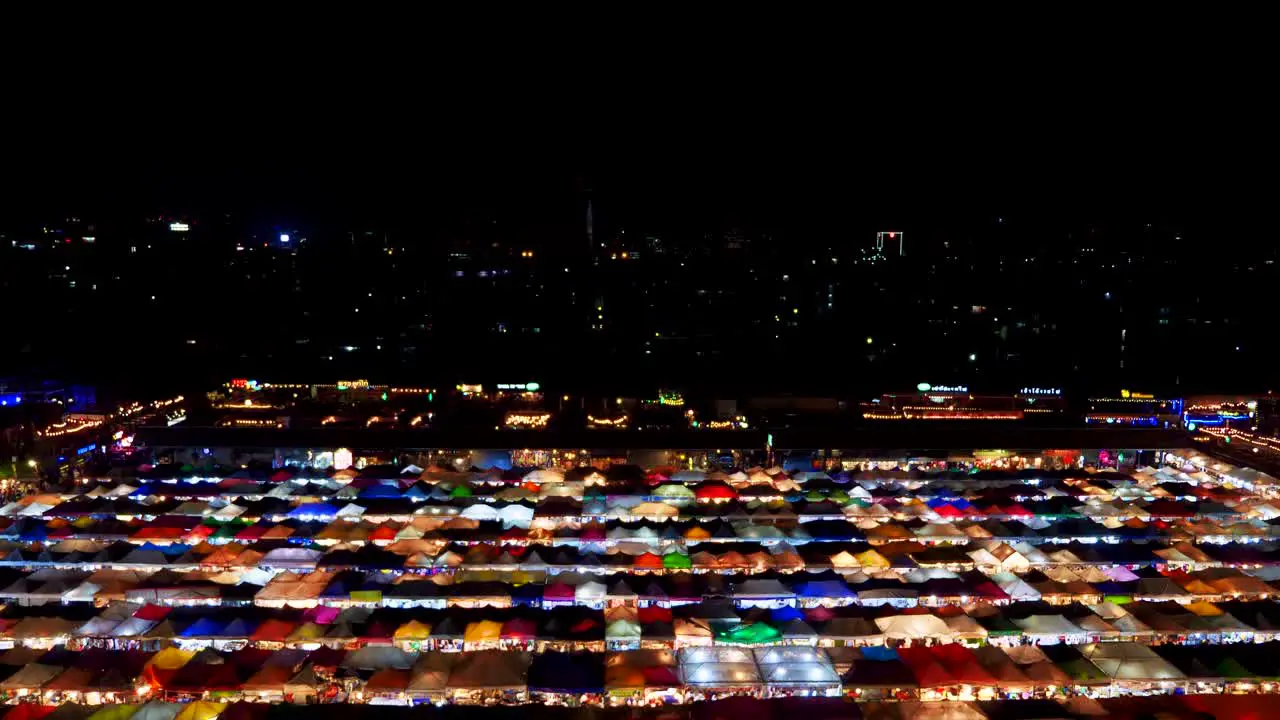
[0,706,56,720]
[501,618,537,640]
[638,606,672,624]
[234,523,271,541]
[931,644,997,686]
[641,665,680,687]
[634,552,664,569]
[249,619,298,643]
[971,581,1011,602]
[695,482,739,501]
[134,604,171,621]
[543,583,576,602]
[367,526,397,543]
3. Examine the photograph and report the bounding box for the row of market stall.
[3,560,1279,608]
[1,459,1277,709]
[6,694,1276,720]
[9,596,1280,648]
[4,641,1280,707]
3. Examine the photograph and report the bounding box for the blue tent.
[770,606,805,623]
[288,503,339,520]
[180,617,227,637]
[358,484,403,499]
[795,580,854,600]
[859,645,899,661]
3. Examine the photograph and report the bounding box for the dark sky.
[4,29,1270,237]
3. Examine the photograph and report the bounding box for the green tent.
[210,521,250,540]
[1057,657,1110,684]
[1103,595,1133,605]
[715,622,781,645]
[449,485,473,498]
[975,614,1021,637]
[1215,657,1252,680]
[662,552,692,569]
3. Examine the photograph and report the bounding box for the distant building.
[876,231,904,257]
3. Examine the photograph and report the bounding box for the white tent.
[752,646,840,689]
[678,646,761,688]
[1011,615,1086,644]
[874,614,953,641]
[1078,642,1185,681]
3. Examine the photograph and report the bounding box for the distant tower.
[876,231,904,256]
[585,193,595,251]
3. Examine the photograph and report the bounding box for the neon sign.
[1020,387,1061,396]
[918,383,967,393]
[496,383,541,391]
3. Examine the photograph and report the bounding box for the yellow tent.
[87,706,141,720]
[393,620,432,640]
[174,702,227,720]
[1184,601,1224,617]
[854,549,891,569]
[285,622,326,642]
[462,619,502,643]
[683,526,712,540]
[146,647,196,670]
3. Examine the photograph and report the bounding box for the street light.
[26,460,36,468]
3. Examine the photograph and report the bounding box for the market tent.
[678,646,762,689]
[715,622,782,645]
[173,702,226,720]
[405,652,455,696]
[445,650,530,690]
[1011,614,1086,644]
[604,649,680,691]
[1078,642,1186,681]
[129,704,181,720]
[341,646,416,671]
[874,614,953,642]
[752,646,840,689]
[0,663,63,689]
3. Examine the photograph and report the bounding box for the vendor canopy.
[678,646,762,689]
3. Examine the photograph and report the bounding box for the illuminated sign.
[918,383,967,393]
[496,383,541,392]
[334,448,354,471]
[336,379,369,391]
[456,384,484,395]
[1120,389,1155,399]
[279,233,290,244]
[1020,387,1061,396]
[76,444,97,456]
[504,411,551,429]
[169,222,189,232]
[658,390,685,406]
